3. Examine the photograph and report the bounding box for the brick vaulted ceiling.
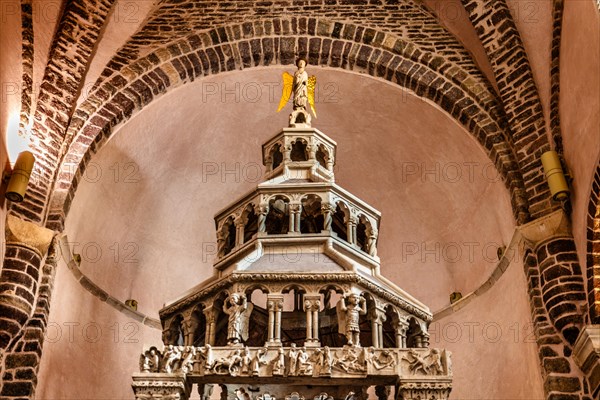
[5,0,556,232]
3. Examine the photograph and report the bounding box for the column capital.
[6,214,55,257]
[132,373,190,400]
[303,297,321,312]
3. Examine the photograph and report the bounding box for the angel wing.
[307,75,317,117]
[277,72,294,112]
[336,299,346,335]
[240,302,254,341]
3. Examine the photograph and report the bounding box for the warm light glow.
[5,111,31,163]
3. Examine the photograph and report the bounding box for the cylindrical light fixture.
[541,150,570,201]
[5,151,35,202]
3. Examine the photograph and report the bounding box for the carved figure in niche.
[272,347,286,376]
[212,349,243,376]
[333,346,366,373]
[337,293,367,346]
[250,347,268,376]
[223,293,253,345]
[180,346,196,373]
[266,199,288,234]
[366,228,378,257]
[139,346,161,372]
[216,228,227,258]
[403,349,429,375]
[161,345,182,373]
[314,394,333,400]
[256,204,269,233]
[241,346,252,374]
[287,343,299,376]
[322,204,334,231]
[296,346,313,376]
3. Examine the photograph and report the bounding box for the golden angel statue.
[277,58,317,127]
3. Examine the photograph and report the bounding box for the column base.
[304,339,320,347]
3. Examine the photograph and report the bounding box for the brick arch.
[46,18,528,230]
[587,162,600,323]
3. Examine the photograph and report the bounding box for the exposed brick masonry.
[535,237,587,345]
[461,0,555,221]
[46,18,530,232]
[550,0,564,154]
[0,241,58,399]
[9,0,117,225]
[94,0,491,92]
[0,245,43,350]
[524,248,591,400]
[19,0,34,137]
[586,162,600,324]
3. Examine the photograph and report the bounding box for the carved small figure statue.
[428,349,444,375]
[296,346,313,376]
[322,346,333,375]
[287,343,299,376]
[241,346,252,374]
[256,204,269,233]
[277,58,317,126]
[216,228,227,258]
[139,346,161,372]
[180,346,196,373]
[223,293,253,345]
[212,349,243,376]
[404,349,429,375]
[272,347,286,376]
[161,344,182,373]
[250,347,268,376]
[366,228,378,257]
[337,293,367,346]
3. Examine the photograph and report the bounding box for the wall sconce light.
[450,292,463,304]
[125,299,138,311]
[2,151,35,203]
[541,150,570,202]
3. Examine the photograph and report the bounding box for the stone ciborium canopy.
[132,61,453,400]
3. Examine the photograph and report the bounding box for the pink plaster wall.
[432,255,544,399]
[560,0,600,273]
[35,69,540,399]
